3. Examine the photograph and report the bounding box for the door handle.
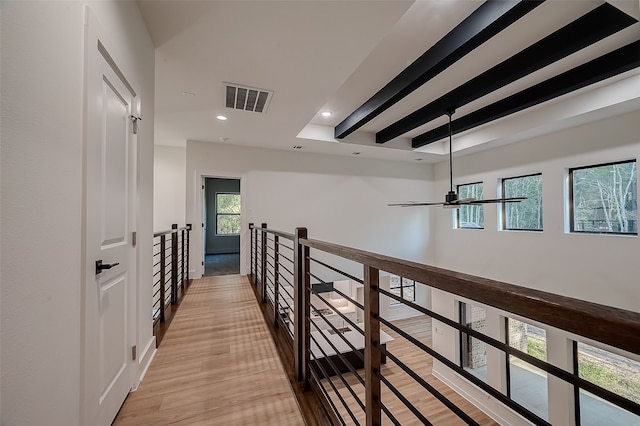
[96,260,120,274]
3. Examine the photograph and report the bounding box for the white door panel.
[102,78,129,247]
[84,13,137,426]
[99,273,127,404]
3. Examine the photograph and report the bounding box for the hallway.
[114,275,304,425]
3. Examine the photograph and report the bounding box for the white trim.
[133,337,157,391]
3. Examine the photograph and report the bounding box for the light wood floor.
[113,275,304,426]
[317,315,499,425]
[115,276,497,425]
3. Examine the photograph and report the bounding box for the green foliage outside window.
[577,342,640,405]
[503,174,543,231]
[572,161,637,234]
[458,182,484,228]
[216,193,241,235]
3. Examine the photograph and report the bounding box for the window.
[502,174,543,231]
[459,302,488,382]
[216,193,241,235]
[506,318,549,421]
[574,342,640,426]
[570,160,637,234]
[457,182,484,228]
[389,275,415,304]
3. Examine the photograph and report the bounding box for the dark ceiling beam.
[334,0,544,140]
[412,40,640,149]
[376,3,636,144]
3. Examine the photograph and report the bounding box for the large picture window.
[457,182,484,229]
[216,193,241,235]
[502,174,543,231]
[570,160,637,234]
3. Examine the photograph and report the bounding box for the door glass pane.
[577,342,640,425]
[579,389,639,426]
[508,319,548,421]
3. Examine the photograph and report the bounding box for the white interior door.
[84,32,137,425]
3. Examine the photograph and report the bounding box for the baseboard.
[432,362,529,426]
[133,336,157,391]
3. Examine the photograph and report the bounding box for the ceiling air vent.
[224,83,273,113]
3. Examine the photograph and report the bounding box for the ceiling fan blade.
[461,196,528,205]
[449,197,477,204]
[388,112,529,209]
[388,201,445,207]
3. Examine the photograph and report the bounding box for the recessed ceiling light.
[183,91,196,96]
[220,137,230,142]
[216,115,228,121]
[293,146,303,149]
[415,158,423,161]
[352,152,361,155]
[321,111,332,117]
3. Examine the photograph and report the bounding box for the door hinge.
[132,231,137,247]
[202,223,204,227]
[202,185,205,190]
[130,115,142,135]
[131,345,137,361]
[202,261,204,266]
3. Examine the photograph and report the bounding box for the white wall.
[1,2,155,425]
[429,110,640,425]
[154,145,186,231]
[186,141,434,279]
[432,110,639,310]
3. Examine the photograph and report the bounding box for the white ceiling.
[138,0,640,164]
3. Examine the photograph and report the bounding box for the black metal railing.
[248,223,640,426]
[152,224,191,338]
[250,223,296,340]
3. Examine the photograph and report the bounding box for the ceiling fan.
[389,108,527,208]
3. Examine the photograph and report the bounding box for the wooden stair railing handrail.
[250,224,295,241]
[300,237,640,356]
[154,226,190,238]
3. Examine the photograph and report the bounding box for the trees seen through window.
[216,193,241,235]
[571,161,637,234]
[502,174,543,231]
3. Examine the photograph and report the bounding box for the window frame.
[569,159,637,235]
[456,181,484,229]
[389,275,416,305]
[501,172,543,232]
[215,192,241,236]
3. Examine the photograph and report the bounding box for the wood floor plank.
[113,275,304,426]
[116,277,500,425]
